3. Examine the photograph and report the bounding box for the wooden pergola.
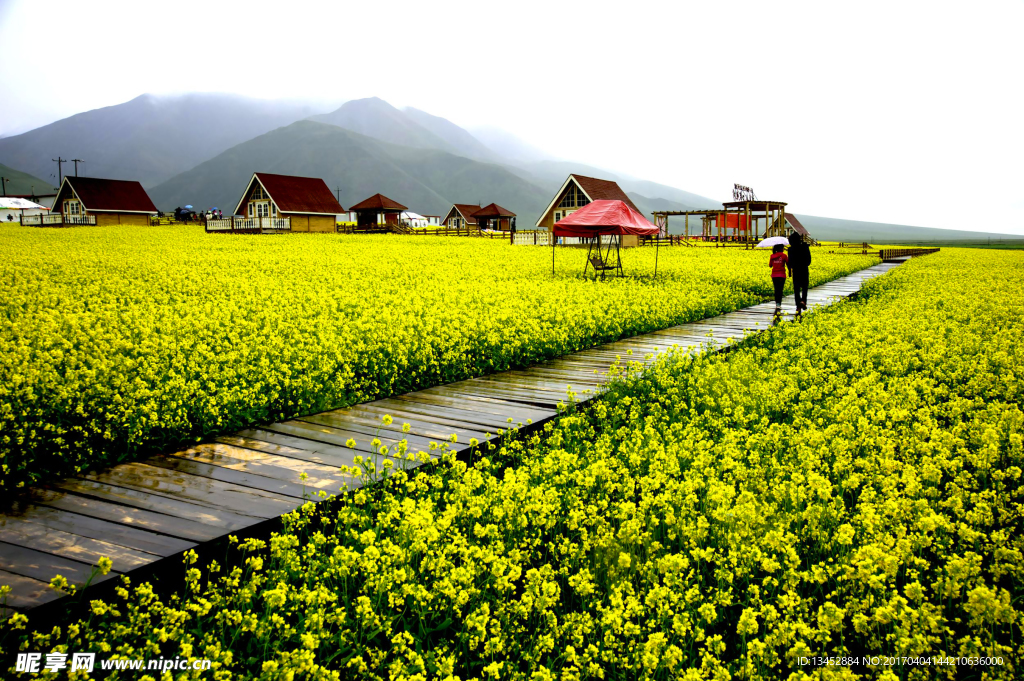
[653,200,790,248]
[349,193,407,230]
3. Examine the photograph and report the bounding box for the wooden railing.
[639,235,691,247]
[206,217,291,233]
[512,230,551,246]
[20,214,96,226]
[878,247,940,260]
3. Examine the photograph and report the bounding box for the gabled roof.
[571,175,640,212]
[445,203,482,225]
[535,174,639,226]
[349,193,407,212]
[471,203,516,218]
[785,213,810,237]
[59,177,157,214]
[232,173,344,216]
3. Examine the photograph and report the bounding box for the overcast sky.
[1,0,1022,233]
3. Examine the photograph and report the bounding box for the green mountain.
[0,163,56,197]
[309,98,461,155]
[147,121,552,220]
[0,93,318,187]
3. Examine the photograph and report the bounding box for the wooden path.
[0,261,903,614]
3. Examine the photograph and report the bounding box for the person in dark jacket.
[788,232,811,314]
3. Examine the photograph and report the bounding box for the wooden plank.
[265,421,442,457]
[437,383,564,409]
[312,407,490,444]
[226,430,367,470]
[2,502,196,557]
[80,463,298,518]
[0,521,158,570]
[53,478,261,530]
[170,443,351,491]
[377,398,524,431]
[336,404,500,438]
[27,488,224,542]
[288,414,445,452]
[409,388,555,420]
[143,455,314,500]
[0,542,120,586]
[0,569,64,610]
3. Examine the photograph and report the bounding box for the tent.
[552,200,661,277]
[1,197,48,224]
[399,211,428,227]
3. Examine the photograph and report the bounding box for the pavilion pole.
[552,232,555,275]
[654,233,660,278]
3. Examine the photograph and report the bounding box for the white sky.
[1,0,1022,233]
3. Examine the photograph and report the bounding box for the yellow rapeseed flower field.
[2,248,1019,680]
[0,225,874,490]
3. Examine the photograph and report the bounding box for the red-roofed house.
[226,173,344,233]
[28,176,158,226]
[441,204,481,229]
[535,174,640,230]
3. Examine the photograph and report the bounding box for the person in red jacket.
[769,243,788,315]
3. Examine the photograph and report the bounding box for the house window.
[251,186,266,201]
[558,184,590,209]
[64,200,81,216]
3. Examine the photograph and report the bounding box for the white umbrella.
[756,236,790,249]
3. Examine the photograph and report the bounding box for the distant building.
[471,203,516,231]
[442,204,481,229]
[232,173,344,232]
[535,174,641,231]
[26,176,158,226]
[349,193,408,229]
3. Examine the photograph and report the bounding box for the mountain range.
[1,93,1017,240]
[0,163,54,196]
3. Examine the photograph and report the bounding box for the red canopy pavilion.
[552,200,660,277]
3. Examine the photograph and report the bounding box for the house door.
[251,201,270,217]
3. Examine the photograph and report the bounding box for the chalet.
[442,204,481,229]
[472,203,516,231]
[25,176,157,226]
[535,174,641,231]
[230,173,344,232]
[349,193,407,228]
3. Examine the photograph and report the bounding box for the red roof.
[349,193,407,212]
[553,200,659,237]
[572,175,640,214]
[785,213,810,237]
[253,173,345,214]
[446,203,481,225]
[64,177,157,213]
[471,203,516,218]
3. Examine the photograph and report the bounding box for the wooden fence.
[878,247,940,260]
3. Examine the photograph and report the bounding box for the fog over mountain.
[0,94,320,187]
[2,92,1019,241]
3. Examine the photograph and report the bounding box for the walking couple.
[769,232,812,316]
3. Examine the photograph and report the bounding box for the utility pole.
[52,157,66,184]
[71,158,84,176]
[0,177,9,196]
[335,186,342,203]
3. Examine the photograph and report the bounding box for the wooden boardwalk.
[0,261,903,614]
